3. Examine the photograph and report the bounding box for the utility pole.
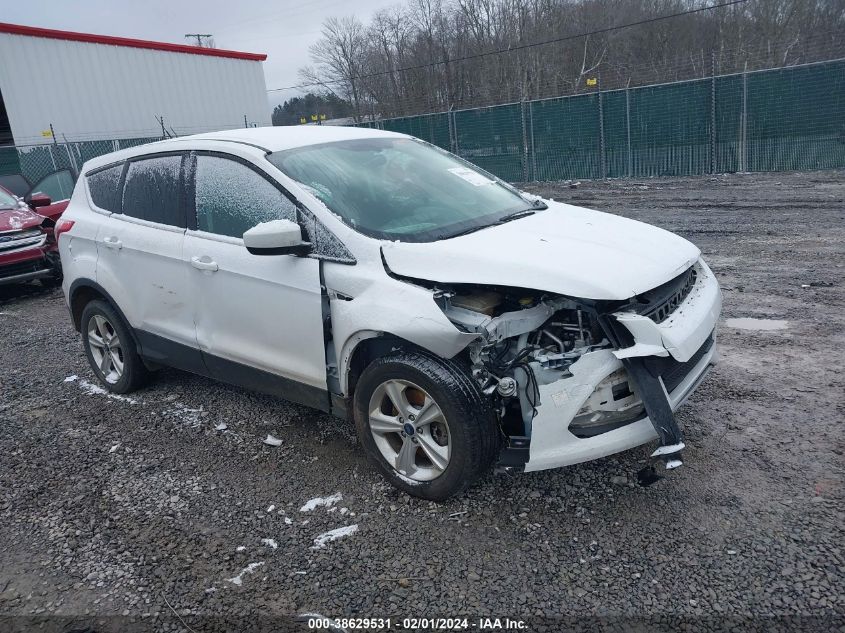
[185,34,213,47]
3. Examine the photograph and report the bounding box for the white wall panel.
[0,32,270,145]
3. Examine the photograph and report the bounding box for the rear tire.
[81,299,149,394]
[354,351,499,501]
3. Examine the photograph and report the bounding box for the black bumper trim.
[621,356,683,449]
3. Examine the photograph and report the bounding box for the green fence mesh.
[363,58,845,181]
[3,61,842,190]
[0,137,161,186]
[381,112,451,150]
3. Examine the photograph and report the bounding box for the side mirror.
[243,219,312,256]
[27,193,52,208]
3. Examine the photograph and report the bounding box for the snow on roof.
[81,126,408,173]
[0,22,266,61]
[177,125,407,152]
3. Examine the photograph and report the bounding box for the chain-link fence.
[3,57,842,188]
[359,57,845,181]
[0,137,162,187]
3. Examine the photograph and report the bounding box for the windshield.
[0,187,19,210]
[267,137,536,242]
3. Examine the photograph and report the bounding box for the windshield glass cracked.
[267,137,537,242]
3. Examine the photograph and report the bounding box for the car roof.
[180,125,408,152]
[82,125,409,173]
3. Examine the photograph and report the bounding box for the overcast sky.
[2,0,397,109]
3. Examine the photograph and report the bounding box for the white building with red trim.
[0,22,271,147]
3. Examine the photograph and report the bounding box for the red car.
[0,170,73,287]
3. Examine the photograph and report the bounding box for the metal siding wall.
[0,32,270,145]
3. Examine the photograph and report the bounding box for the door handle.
[191,255,219,272]
[102,236,122,250]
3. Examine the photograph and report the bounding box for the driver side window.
[195,155,296,238]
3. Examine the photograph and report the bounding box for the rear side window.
[87,165,123,212]
[195,155,296,238]
[122,155,184,227]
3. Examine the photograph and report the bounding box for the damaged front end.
[432,258,721,475]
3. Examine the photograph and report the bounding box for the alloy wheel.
[87,315,124,384]
[368,379,451,482]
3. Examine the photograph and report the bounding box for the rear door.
[183,152,327,407]
[94,153,202,371]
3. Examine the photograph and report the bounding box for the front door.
[184,152,327,408]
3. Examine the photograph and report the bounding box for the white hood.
[381,201,700,301]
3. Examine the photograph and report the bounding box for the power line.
[267,0,749,93]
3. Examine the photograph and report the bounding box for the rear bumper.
[523,259,721,472]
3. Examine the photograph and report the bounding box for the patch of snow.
[263,434,283,446]
[284,517,293,525]
[236,546,246,552]
[312,524,359,549]
[214,422,228,432]
[108,443,120,454]
[266,504,275,513]
[724,317,788,331]
[226,561,264,586]
[300,492,342,512]
[261,538,278,549]
[163,402,205,427]
[64,376,138,404]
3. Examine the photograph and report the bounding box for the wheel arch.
[340,331,443,398]
[69,279,137,350]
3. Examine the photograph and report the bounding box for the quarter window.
[195,155,296,238]
[122,155,184,227]
[87,165,123,212]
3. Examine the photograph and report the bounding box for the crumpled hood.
[381,201,701,300]
[0,207,43,232]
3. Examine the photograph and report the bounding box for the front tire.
[354,351,498,501]
[81,299,149,394]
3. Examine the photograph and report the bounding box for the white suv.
[58,126,721,500]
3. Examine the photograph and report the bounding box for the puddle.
[724,318,788,331]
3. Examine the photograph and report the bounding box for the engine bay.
[434,285,645,440]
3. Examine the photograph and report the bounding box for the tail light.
[55,219,75,241]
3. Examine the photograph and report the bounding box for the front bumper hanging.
[621,356,685,469]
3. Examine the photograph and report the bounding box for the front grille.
[646,333,714,394]
[0,259,44,279]
[637,266,698,323]
[0,228,45,253]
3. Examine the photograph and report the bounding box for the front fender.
[329,277,478,395]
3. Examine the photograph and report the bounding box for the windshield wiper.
[497,209,536,223]
[443,208,537,240]
[442,224,492,239]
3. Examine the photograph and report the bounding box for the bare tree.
[298,0,845,119]
[299,16,369,122]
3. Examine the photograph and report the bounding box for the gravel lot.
[1,170,843,632]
